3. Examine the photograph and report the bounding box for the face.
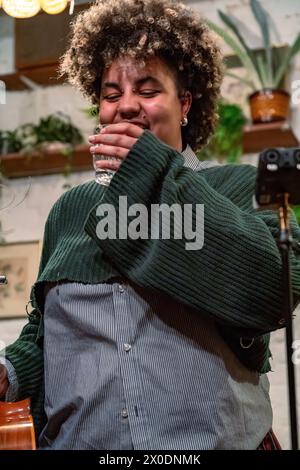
[99,56,192,151]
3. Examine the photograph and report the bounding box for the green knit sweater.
[4,130,300,437]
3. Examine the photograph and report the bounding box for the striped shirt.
[37,147,272,450]
[39,280,272,450]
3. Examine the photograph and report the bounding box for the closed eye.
[103,94,121,101]
[102,90,160,101]
[140,90,160,97]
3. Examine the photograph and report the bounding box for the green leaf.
[250,0,273,85]
[257,53,268,88]
[274,33,300,88]
[217,10,264,87]
[293,206,300,226]
[272,47,287,89]
[206,19,258,90]
[82,105,99,118]
[197,101,246,163]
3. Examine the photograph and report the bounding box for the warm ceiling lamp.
[2,0,41,18]
[1,0,73,18]
[40,0,68,15]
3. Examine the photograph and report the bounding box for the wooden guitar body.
[0,398,36,450]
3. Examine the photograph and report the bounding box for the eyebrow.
[101,75,162,90]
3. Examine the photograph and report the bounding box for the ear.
[180,91,192,117]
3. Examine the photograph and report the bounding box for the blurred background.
[0,0,300,449]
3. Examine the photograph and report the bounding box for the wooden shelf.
[243,121,299,153]
[0,144,92,178]
[1,64,65,91]
[1,122,299,178]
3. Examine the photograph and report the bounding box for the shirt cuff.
[4,359,19,402]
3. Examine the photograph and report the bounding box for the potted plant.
[0,112,83,155]
[207,0,300,124]
[0,113,83,188]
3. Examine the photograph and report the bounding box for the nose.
[118,90,141,119]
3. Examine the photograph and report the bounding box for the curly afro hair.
[59,0,224,151]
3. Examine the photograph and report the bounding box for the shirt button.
[121,408,128,418]
[123,343,132,352]
[119,284,125,293]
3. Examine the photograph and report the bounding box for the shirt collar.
[181,144,216,171]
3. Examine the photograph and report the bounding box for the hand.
[89,123,144,172]
[0,364,9,400]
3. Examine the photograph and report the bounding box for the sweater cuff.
[106,130,183,198]
[5,342,43,400]
[84,130,183,240]
[4,359,19,402]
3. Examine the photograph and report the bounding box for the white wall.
[0,82,95,140]
[1,169,94,243]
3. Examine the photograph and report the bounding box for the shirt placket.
[113,281,151,449]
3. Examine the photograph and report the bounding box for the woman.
[1,0,299,450]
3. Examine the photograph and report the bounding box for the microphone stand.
[278,193,298,450]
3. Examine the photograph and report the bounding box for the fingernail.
[88,135,96,142]
[90,146,96,153]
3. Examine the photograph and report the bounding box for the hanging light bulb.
[69,0,74,15]
[40,0,68,15]
[2,0,41,18]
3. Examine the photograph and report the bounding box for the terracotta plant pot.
[248,88,290,124]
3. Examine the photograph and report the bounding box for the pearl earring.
[180,117,188,127]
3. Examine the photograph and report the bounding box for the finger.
[95,159,122,171]
[89,123,144,142]
[101,123,145,138]
[90,144,129,160]
[90,133,137,149]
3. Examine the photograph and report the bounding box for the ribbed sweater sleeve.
[2,214,54,433]
[3,213,53,402]
[1,213,54,429]
[4,309,43,401]
[85,130,300,338]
